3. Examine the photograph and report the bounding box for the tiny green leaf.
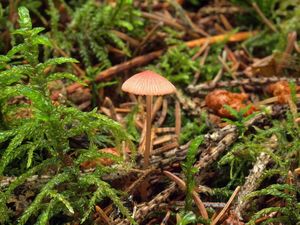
[47,72,84,85]
[18,7,32,29]
[37,57,78,72]
[32,36,52,46]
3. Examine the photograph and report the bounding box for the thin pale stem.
[144,95,152,168]
[175,100,181,140]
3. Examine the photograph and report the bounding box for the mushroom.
[122,70,176,168]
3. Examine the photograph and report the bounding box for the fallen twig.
[66,31,256,93]
[52,41,86,78]
[160,210,171,225]
[176,89,202,116]
[112,183,177,225]
[188,76,300,94]
[94,205,113,225]
[95,50,164,82]
[252,2,277,32]
[156,99,168,126]
[233,135,278,220]
[163,170,208,219]
[276,32,297,74]
[219,14,233,31]
[103,97,118,121]
[112,30,140,47]
[211,186,241,225]
[185,31,257,48]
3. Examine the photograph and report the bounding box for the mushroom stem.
[144,95,152,168]
[175,100,181,140]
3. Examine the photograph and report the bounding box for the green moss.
[0,7,135,224]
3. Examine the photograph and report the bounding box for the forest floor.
[0,0,300,225]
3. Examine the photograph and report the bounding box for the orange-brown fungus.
[80,148,120,169]
[205,89,256,118]
[266,81,300,104]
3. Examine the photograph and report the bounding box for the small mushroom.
[122,70,176,168]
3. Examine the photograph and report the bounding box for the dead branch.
[112,183,177,225]
[188,76,300,94]
[66,31,256,94]
[233,135,278,220]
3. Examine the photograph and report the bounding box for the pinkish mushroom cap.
[121,70,176,96]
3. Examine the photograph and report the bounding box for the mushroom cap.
[122,70,176,96]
